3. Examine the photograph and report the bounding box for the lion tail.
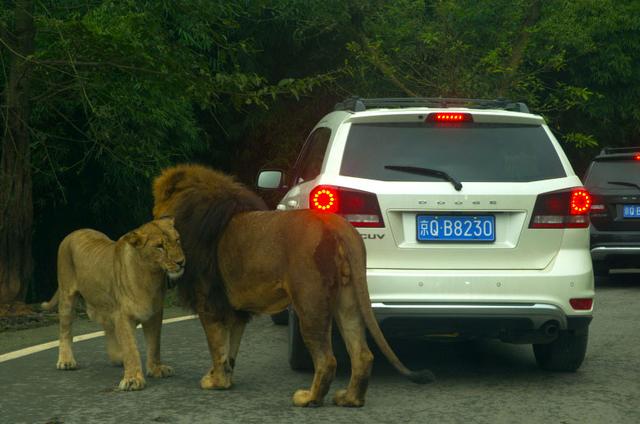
[341,230,436,385]
[41,290,59,311]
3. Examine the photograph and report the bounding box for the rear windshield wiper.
[607,181,640,191]
[385,165,463,191]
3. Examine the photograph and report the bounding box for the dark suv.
[584,147,640,275]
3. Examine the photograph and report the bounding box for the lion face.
[124,217,186,280]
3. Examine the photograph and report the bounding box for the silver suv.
[258,97,594,372]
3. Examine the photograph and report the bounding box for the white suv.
[258,97,594,372]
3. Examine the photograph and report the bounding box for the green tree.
[2,0,331,302]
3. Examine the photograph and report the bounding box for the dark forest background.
[1,0,639,303]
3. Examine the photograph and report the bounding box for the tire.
[270,309,289,326]
[288,309,313,371]
[533,329,588,372]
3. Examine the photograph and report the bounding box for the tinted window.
[296,127,331,183]
[340,123,566,182]
[584,161,640,188]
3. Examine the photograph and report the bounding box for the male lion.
[41,217,185,391]
[152,164,434,407]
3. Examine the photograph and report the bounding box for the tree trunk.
[0,0,35,304]
[498,0,541,97]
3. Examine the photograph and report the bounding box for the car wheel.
[533,329,588,372]
[270,309,289,326]
[288,308,313,371]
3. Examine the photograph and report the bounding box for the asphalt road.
[1,273,639,424]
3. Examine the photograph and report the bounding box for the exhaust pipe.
[541,321,559,337]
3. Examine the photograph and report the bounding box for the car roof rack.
[599,146,640,155]
[595,146,640,161]
[334,96,530,113]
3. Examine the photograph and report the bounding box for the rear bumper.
[372,302,591,343]
[366,261,594,342]
[373,302,569,329]
[591,246,640,261]
[590,227,640,262]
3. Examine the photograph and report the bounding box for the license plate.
[416,215,495,242]
[623,204,640,218]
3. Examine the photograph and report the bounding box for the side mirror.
[257,170,285,190]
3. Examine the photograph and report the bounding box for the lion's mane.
[152,164,267,320]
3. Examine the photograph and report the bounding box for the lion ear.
[124,230,147,248]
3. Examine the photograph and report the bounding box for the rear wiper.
[385,165,463,191]
[607,181,640,191]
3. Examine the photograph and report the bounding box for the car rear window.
[339,123,566,182]
[584,161,640,187]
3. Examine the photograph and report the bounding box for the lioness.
[41,217,185,391]
[152,164,433,407]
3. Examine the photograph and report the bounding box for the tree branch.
[359,36,418,97]
[498,0,542,96]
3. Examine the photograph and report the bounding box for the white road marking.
[0,314,197,363]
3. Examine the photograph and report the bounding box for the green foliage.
[318,0,638,159]
[563,133,599,149]
[15,0,338,298]
[1,0,638,300]
[26,0,334,222]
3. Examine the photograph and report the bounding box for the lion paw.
[333,389,365,407]
[118,376,146,391]
[200,371,232,390]
[147,364,174,378]
[292,389,322,407]
[56,359,77,370]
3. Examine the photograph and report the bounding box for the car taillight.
[529,188,592,228]
[589,200,607,219]
[310,185,384,227]
[310,187,338,213]
[426,112,473,123]
[570,298,593,310]
[570,189,592,214]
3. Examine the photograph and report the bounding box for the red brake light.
[529,188,591,228]
[570,190,592,214]
[570,298,593,310]
[311,187,338,213]
[310,186,384,227]
[426,112,473,123]
[635,154,640,161]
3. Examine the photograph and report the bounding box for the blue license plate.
[417,215,495,242]
[623,204,640,218]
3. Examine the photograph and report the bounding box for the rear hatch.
[585,159,640,232]
[337,111,578,270]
